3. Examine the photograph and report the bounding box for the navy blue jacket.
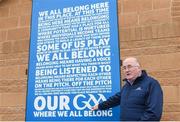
[98,70,163,121]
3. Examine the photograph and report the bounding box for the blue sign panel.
[26,0,120,121]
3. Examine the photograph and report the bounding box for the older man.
[92,57,163,121]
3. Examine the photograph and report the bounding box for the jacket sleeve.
[140,80,163,121]
[98,92,121,110]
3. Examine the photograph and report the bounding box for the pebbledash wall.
[0,0,180,121]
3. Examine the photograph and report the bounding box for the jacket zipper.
[125,85,132,105]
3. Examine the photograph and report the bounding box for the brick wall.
[0,0,180,121]
[0,0,31,121]
[119,0,180,120]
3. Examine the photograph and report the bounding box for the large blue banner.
[26,0,120,121]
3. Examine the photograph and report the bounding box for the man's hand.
[91,104,99,111]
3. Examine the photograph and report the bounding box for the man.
[92,57,163,121]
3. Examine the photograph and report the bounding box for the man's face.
[122,59,141,82]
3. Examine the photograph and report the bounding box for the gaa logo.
[73,94,106,110]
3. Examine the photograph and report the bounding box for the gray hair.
[123,57,140,67]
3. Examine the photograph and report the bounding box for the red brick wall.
[0,0,180,121]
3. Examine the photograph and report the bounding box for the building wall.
[0,0,31,121]
[119,0,180,120]
[0,0,179,121]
